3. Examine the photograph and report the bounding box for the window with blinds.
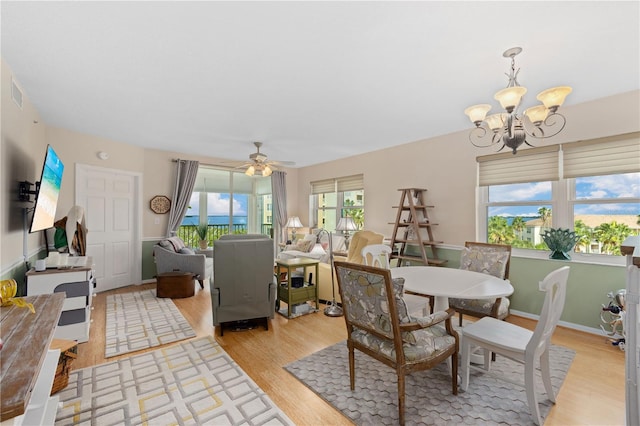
[310,174,365,231]
[477,133,639,258]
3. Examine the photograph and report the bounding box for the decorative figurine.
[540,228,580,260]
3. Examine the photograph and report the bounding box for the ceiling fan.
[223,142,294,177]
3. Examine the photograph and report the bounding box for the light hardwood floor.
[76,283,626,425]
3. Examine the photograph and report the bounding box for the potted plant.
[195,224,209,249]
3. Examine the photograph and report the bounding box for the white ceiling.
[2,1,639,168]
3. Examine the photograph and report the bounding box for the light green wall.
[142,240,159,280]
[435,247,624,331]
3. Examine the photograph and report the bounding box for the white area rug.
[56,336,294,425]
[104,289,196,358]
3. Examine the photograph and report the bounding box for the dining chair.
[333,261,459,426]
[460,266,570,426]
[449,241,512,326]
[362,243,430,316]
[361,244,392,268]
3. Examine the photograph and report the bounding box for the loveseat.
[154,236,213,288]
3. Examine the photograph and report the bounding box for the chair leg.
[458,313,463,327]
[460,338,471,391]
[525,357,543,426]
[198,279,204,289]
[540,348,556,403]
[348,345,356,391]
[451,350,458,395]
[397,372,406,426]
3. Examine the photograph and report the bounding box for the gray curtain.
[166,159,199,237]
[271,170,287,248]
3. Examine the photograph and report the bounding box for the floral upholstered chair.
[449,242,512,327]
[333,261,458,426]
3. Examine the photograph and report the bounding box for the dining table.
[390,265,514,313]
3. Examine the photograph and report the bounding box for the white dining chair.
[361,244,392,268]
[460,266,570,426]
[362,243,429,316]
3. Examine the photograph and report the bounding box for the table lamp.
[285,216,303,242]
[336,217,357,248]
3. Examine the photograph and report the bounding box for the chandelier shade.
[464,47,571,154]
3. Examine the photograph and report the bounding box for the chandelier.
[464,47,572,154]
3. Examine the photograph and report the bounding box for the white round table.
[390,266,513,312]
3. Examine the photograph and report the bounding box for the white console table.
[26,260,95,343]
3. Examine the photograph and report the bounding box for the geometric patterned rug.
[104,289,196,358]
[285,340,575,426]
[55,336,294,425]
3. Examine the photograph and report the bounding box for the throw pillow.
[158,239,174,251]
[460,247,509,279]
[179,247,195,255]
[167,236,186,252]
[294,239,313,253]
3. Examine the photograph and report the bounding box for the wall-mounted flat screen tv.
[29,145,64,233]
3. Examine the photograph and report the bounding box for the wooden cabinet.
[1,293,65,425]
[389,188,446,267]
[26,261,95,343]
[275,258,319,318]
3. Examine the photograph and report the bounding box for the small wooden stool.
[156,271,196,298]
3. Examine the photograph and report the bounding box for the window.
[178,167,272,246]
[478,133,640,261]
[310,175,364,232]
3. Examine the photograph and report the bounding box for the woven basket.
[50,339,78,395]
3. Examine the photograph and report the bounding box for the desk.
[390,266,513,312]
[275,258,319,318]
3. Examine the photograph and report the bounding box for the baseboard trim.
[510,309,603,336]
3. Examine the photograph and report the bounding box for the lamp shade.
[336,217,357,232]
[464,104,492,125]
[494,86,527,111]
[524,105,549,125]
[245,165,255,176]
[536,86,572,110]
[485,113,506,131]
[285,216,303,228]
[263,165,273,176]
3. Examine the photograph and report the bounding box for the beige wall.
[296,90,640,246]
[2,51,639,273]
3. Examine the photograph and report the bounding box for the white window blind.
[311,174,364,194]
[337,174,364,192]
[310,179,335,194]
[562,132,640,178]
[477,145,560,186]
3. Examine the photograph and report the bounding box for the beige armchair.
[334,261,458,426]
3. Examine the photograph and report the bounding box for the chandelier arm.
[522,112,567,140]
[468,126,501,148]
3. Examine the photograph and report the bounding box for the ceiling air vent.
[11,78,23,109]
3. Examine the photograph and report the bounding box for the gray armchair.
[211,234,276,335]
[153,236,213,288]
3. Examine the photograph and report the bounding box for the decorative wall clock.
[150,195,171,214]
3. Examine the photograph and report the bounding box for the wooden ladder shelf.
[389,188,446,267]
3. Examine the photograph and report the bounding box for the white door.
[76,164,141,292]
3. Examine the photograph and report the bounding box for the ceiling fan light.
[524,105,549,125]
[245,165,255,176]
[263,165,273,176]
[494,86,527,112]
[464,104,492,126]
[536,86,572,111]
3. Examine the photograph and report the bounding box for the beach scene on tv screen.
[31,146,64,232]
